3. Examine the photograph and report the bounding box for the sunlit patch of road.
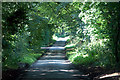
[16,37,88,80]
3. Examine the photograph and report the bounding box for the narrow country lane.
[16,38,88,80]
[3,3,120,80]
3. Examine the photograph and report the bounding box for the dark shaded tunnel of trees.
[2,2,120,80]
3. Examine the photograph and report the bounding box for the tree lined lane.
[16,39,87,80]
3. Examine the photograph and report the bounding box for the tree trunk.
[114,3,120,63]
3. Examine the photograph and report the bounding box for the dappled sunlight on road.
[32,60,72,65]
[25,69,79,73]
[41,47,65,50]
[16,40,87,80]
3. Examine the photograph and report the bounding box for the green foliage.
[65,44,76,49]
[2,2,120,70]
[65,2,120,68]
[66,40,116,67]
[2,2,54,70]
[19,53,42,65]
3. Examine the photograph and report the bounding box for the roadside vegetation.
[2,2,120,80]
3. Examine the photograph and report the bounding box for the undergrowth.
[65,36,117,69]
